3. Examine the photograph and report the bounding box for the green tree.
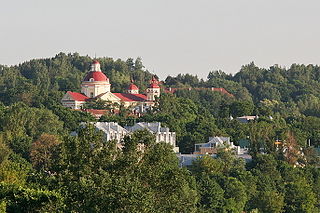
[284,179,317,213]
[254,190,284,213]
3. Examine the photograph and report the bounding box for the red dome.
[92,60,100,64]
[128,83,139,90]
[83,71,108,82]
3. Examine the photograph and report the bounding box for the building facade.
[125,122,177,149]
[95,122,129,143]
[194,136,240,155]
[61,60,160,109]
[93,122,179,152]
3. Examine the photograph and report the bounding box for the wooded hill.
[1,53,320,212]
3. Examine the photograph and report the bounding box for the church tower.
[81,60,111,98]
[146,76,160,101]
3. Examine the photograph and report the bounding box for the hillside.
[1,53,320,212]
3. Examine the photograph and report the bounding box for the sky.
[1,0,320,80]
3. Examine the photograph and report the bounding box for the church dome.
[83,60,109,82]
[83,71,109,82]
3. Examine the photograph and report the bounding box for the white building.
[236,115,258,123]
[95,122,129,143]
[194,137,240,155]
[125,122,177,150]
[93,122,179,152]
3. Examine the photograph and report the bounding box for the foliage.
[30,134,61,171]
[0,182,62,212]
[2,54,320,211]
[55,126,197,212]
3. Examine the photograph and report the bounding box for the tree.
[230,100,254,117]
[254,190,284,213]
[282,131,303,166]
[56,125,199,212]
[139,142,198,212]
[0,182,62,212]
[222,177,248,213]
[30,134,61,171]
[134,57,144,70]
[196,175,225,212]
[284,180,317,213]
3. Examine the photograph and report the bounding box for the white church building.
[61,60,160,109]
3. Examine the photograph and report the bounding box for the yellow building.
[61,60,160,109]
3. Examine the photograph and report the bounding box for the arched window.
[89,78,94,82]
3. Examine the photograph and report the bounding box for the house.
[177,152,252,167]
[236,115,258,123]
[61,60,160,110]
[125,122,179,152]
[194,137,240,155]
[176,137,252,167]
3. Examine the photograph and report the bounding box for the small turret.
[147,76,160,101]
[127,80,139,94]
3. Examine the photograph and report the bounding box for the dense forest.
[1,53,320,212]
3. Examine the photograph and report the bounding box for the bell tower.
[146,76,160,101]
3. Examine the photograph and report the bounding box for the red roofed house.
[61,60,160,110]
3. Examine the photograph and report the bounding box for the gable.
[98,92,122,102]
[62,91,89,101]
[62,92,73,101]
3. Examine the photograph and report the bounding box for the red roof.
[83,71,109,82]
[83,109,107,118]
[93,60,100,64]
[113,93,147,102]
[128,83,139,90]
[67,91,89,101]
[149,83,160,88]
[83,109,106,114]
[149,76,160,88]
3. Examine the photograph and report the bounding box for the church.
[61,60,160,110]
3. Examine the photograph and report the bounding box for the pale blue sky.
[1,0,320,79]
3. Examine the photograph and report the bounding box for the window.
[90,78,94,82]
[90,92,94,98]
